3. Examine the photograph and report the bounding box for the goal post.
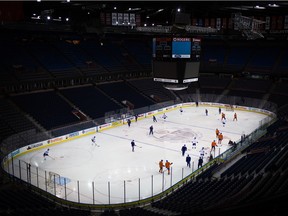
[45,171,72,198]
[46,171,64,197]
[47,171,61,187]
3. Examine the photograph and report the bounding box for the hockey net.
[47,172,64,197]
[225,104,234,112]
[47,171,61,187]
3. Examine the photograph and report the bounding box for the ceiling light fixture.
[268,3,279,7]
[254,5,265,9]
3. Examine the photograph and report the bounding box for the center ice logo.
[154,128,202,142]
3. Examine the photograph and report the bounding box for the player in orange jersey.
[165,160,173,175]
[221,112,226,121]
[159,160,164,173]
[233,113,237,121]
[215,128,220,138]
[211,140,217,152]
[218,133,223,145]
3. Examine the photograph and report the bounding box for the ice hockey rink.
[7,106,272,205]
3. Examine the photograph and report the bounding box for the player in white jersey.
[222,118,226,127]
[199,147,206,159]
[43,149,49,160]
[91,136,96,145]
[91,136,99,147]
[162,113,167,121]
[191,137,198,149]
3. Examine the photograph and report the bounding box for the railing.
[4,155,219,208]
[0,94,277,209]
[136,25,218,34]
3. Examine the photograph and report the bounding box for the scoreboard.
[152,38,172,59]
[172,38,191,58]
[152,37,201,86]
[152,37,201,61]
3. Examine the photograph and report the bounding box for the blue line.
[99,131,203,158]
[99,131,181,153]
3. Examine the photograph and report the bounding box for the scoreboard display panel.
[153,61,199,84]
[172,38,191,58]
[153,61,178,83]
[191,38,201,61]
[153,37,201,61]
[183,62,200,83]
[152,37,201,86]
[152,38,172,59]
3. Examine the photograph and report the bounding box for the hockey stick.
[136,145,142,148]
[48,155,55,160]
[92,142,100,147]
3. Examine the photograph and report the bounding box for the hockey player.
[131,140,136,152]
[233,113,238,121]
[218,133,224,145]
[153,115,157,122]
[222,118,226,127]
[91,136,99,147]
[91,136,96,146]
[162,113,167,121]
[180,107,183,114]
[215,128,220,138]
[221,112,226,121]
[181,144,187,156]
[127,119,131,127]
[219,107,222,115]
[186,155,191,168]
[191,137,198,149]
[159,160,164,173]
[165,160,173,175]
[43,149,49,160]
[205,109,208,116]
[211,140,217,152]
[149,125,154,135]
[199,147,206,159]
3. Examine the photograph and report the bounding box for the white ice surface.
[14,106,270,204]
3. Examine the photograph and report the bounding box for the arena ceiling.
[23,1,288,26]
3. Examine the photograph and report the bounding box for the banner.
[111,13,117,25]
[123,13,129,25]
[284,15,288,29]
[265,16,270,30]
